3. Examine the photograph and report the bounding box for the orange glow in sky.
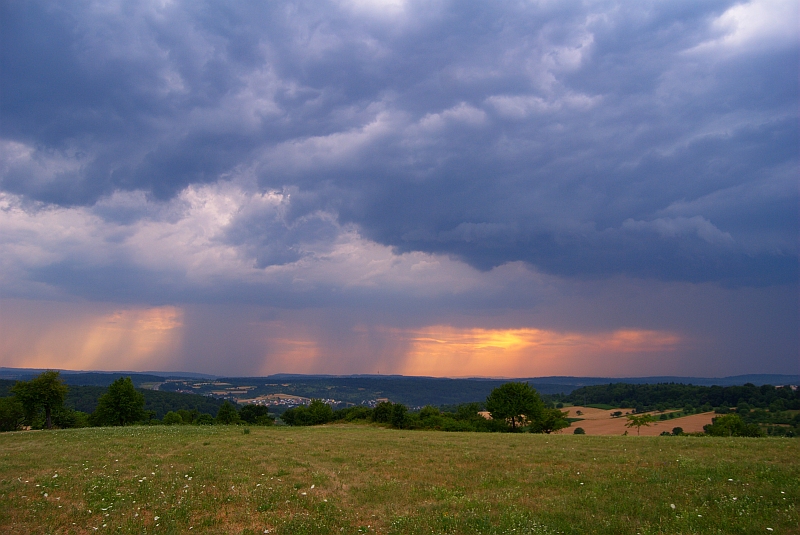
[0,303,183,371]
[398,326,683,377]
[1,298,685,377]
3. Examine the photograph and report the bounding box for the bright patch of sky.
[0,0,796,376]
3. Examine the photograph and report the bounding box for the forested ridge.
[561,382,799,411]
[1,380,225,420]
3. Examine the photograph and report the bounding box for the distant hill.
[2,369,797,408]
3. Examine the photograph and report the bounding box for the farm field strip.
[0,425,797,534]
[562,407,716,436]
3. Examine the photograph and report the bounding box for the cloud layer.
[0,0,797,375]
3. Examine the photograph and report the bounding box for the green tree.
[0,397,25,432]
[371,401,394,424]
[307,399,334,424]
[704,413,764,437]
[282,400,333,426]
[624,414,656,435]
[11,370,69,429]
[215,401,240,425]
[239,404,274,425]
[91,377,146,426]
[196,413,214,425]
[485,382,544,432]
[163,411,183,425]
[390,403,407,428]
[530,408,570,434]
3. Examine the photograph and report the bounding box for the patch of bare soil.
[562,406,715,435]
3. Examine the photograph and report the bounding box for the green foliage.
[62,384,226,419]
[239,404,275,425]
[371,401,393,424]
[485,382,544,432]
[624,414,656,435]
[0,396,25,431]
[215,400,241,425]
[332,406,372,422]
[281,400,334,426]
[573,427,585,434]
[566,382,800,412]
[196,413,214,425]
[390,403,407,428]
[91,377,146,426]
[704,413,765,437]
[163,411,183,425]
[528,408,570,434]
[11,370,69,429]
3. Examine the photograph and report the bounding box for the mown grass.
[0,424,797,534]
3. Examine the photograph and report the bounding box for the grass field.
[0,425,797,534]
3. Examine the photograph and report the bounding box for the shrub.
[573,427,585,434]
[0,397,25,432]
[196,413,214,425]
[704,414,764,437]
[672,427,683,436]
[215,401,241,425]
[163,411,183,425]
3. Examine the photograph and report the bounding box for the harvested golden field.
[562,407,716,436]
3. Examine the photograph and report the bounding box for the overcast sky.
[1,0,797,377]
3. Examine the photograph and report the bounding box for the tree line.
[0,371,271,431]
[282,382,571,433]
[560,382,800,413]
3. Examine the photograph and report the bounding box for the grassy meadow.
[0,425,797,534]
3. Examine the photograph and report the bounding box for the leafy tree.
[91,377,146,426]
[391,403,407,428]
[163,411,183,425]
[704,413,764,437]
[11,370,69,429]
[177,409,199,424]
[196,413,214,425]
[215,400,241,425]
[371,401,394,424]
[239,404,274,425]
[0,397,25,432]
[308,399,334,424]
[672,427,683,436]
[624,414,655,435]
[485,382,544,432]
[281,400,333,426]
[51,406,89,429]
[573,427,585,434]
[530,408,570,434]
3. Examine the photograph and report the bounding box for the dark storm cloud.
[1,0,797,287]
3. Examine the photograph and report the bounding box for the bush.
[372,402,393,424]
[240,404,274,425]
[281,400,334,426]
[704,414,764,437]
[672,427,683,436]
[215,401,241,425]
[196,413,214,425]
[391,404,407,428]
[163,411,183,425]
[0,397,25,432]
[573,427,585,434]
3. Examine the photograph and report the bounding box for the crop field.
[0,425,797,535]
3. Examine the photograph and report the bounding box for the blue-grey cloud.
[1,0,797,289]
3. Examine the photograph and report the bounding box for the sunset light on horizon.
[0,0,796,378]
